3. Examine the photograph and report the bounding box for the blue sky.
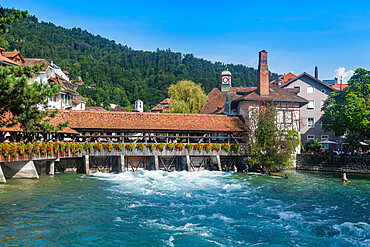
[2,0,369,81]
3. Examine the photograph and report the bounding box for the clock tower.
[221,69,231,92]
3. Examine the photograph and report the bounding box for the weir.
[0,146,245,183]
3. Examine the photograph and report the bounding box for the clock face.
[222,76,230,84]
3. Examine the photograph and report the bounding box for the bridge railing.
[0,142,242,162]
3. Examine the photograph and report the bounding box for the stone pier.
[0,165,6,183]
[1,161,39,179]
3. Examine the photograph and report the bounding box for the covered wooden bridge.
[0,111,248,183]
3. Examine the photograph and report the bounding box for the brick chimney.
[315,66,318,79]
[258,50,269,96]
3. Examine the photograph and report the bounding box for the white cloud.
[334,67,354,84]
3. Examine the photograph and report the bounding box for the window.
[308,118,315,128]
[321,135,329,141]
[285,111,292,123]
[277,111,284,123]
[321,135,329,149]
[308,100,315,110]
[321,89,326,94]
[294,86,300,93]
[307,135,315,141]
[307,86,314,93]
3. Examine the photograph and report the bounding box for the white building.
[135,100,144,112]
[23,58,85,111]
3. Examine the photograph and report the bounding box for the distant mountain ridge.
[5,16,278,109]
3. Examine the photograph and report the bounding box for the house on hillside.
[151,98,171,113]
[0,49,25,65]
[278,68,337,149]
[200,50,308,134]
[23,58,85,111]
[0,48,24,66]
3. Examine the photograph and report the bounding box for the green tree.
[322,68,370,139]
[0,7,28,48]
[246,103,300,170]
[168,80,207,113]
[0,63,67,133]
[0,7,67,134]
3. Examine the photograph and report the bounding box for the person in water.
[342,173,349,183]
[233,165,237,173]
[268,169,271,176]
[283,174,289,179]
[260,166,266,175]
[243,164,249,173]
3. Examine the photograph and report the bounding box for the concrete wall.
[296,154,369,174]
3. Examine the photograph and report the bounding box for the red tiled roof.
[0,112,78,134]
[23,58,50,70]
[330,84,348,90]
[59,111,247,132]
[0,55,19,66]
[85,107,107,112]
[2,51,20,58]
[2,51,25,64]
[151,98,171,112]
[208,88,221,101]
[270,72,296,85]
[200,91,228,114]
[201,84,307,114]
[235,84,308,103]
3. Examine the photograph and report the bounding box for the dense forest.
[4,16,278,109]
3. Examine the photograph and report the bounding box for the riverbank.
[297,154,370,174]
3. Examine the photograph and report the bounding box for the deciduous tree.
[322,68,370,139]
[0,7,67,134]
[246,103,300,170]
[168,80,207,113]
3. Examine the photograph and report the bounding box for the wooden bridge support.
[154,155,159,170]
[216,155,222,171]
[120,155,126,172]
[34,160,56,175]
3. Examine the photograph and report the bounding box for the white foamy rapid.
[90,171,369,246]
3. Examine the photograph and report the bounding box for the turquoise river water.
[0,170,369,246]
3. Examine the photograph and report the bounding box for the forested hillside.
[4,16,278,109]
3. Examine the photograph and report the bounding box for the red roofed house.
[23,58,85,111]
[151,98,171,113]
[0,48,21,66]
[201,50,308,133]
[270,72,297,86]
[1,49,25,65]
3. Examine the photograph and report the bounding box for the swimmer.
[283,174,288,179]
[341,173,350,183]
[243,164,249,173]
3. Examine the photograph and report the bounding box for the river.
[0,170,369,246]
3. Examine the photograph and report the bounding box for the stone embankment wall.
[296,154,369,174]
